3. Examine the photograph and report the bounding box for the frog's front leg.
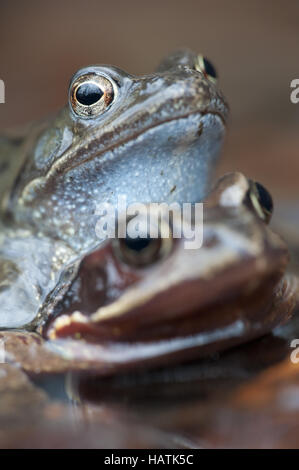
[0,229,75,329]
[0,255,38,329]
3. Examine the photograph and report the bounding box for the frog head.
[6,50,228,253]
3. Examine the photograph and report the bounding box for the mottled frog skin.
[0,50,228,329]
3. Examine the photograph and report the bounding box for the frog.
[1,172,297,376]
[0,49,228,329]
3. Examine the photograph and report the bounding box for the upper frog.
[0,50,228,329]
[1,49,227,253]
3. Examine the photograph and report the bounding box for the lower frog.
[1,173,297,375]
[0,50,228,329]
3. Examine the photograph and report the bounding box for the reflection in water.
[52,323,293,430]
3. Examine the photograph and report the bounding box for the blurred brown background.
[0,0,298,198]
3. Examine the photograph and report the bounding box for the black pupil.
[203,58,217,79]
[255,181,273,214]
[76,82,103,106]
[124,235,152,252]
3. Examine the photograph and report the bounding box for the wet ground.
[1,306,299,448]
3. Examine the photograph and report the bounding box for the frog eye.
[70,73,115,118]
[195,55,217,83]
[249,181,273,223]
[114,218,173,267]
[117,235,164,267]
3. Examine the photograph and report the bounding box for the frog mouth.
[68,109,226,173]
[47,109,225,178]
[99,111,226,203]
[18,110,226,214]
